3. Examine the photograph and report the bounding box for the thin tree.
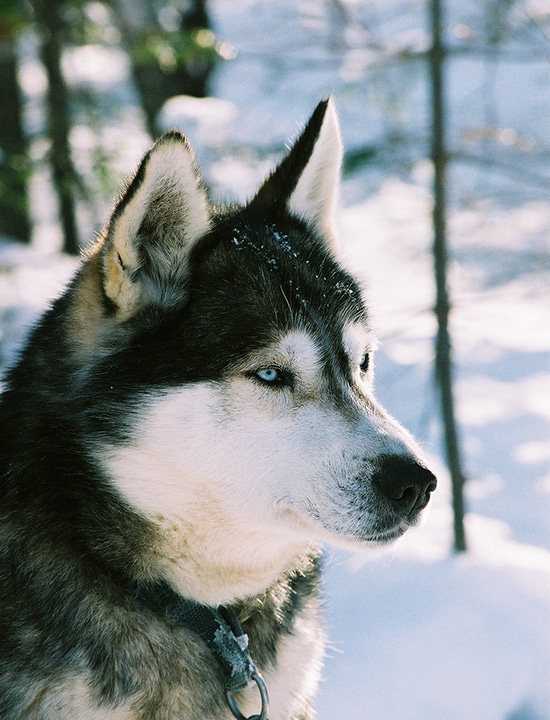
[33,0,80,255]
[428,0,467,552]
[0,4,31,243]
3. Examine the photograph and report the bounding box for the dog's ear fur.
[250,98,343,250]
[101,131,210,320]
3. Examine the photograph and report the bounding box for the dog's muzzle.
[372,455,437,518]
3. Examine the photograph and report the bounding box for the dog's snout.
[372,455,437,516]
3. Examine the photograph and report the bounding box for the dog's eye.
[256,368,279,383]
[359,353,371,374]
[253,367,289,387]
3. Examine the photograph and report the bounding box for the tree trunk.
[110,0,215,138]
[0,32,31,242]
[177,0,214,99]
[33,0,80,255]
[428,0,467,552]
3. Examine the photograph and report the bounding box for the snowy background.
[1,1,549,718]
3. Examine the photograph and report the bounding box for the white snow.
[2,1,549,718]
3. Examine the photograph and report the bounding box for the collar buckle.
[227,671,269,720]
[131,581,270,719]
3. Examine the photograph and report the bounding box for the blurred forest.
[3,0,550,251]
[0,0,220,252]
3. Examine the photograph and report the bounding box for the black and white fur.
[0,100,436,719]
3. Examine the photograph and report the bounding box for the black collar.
[130,580,269,719]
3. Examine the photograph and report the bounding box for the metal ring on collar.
[227,671,269,720]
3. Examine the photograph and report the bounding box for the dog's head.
[69,100,436,603]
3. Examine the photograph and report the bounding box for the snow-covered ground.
[1,1,549,718]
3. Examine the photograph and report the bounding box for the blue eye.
[251,366,293,389]
[255,367,281,384]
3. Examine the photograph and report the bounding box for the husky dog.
[0,100,436,720]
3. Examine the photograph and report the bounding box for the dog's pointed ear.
[249,98,343,250]
[101,131,210,320]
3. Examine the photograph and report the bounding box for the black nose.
[372,455,437,516]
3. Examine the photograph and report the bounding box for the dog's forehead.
[228,221,299,261]
[202,215,368,325]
